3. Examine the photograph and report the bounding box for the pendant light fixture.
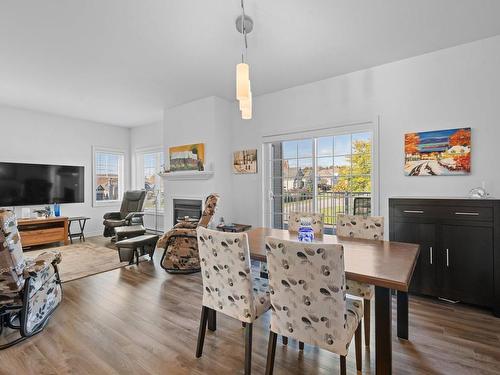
[236,0,253,119]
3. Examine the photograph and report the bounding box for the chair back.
[119,190,146,219]
[265,237,349,351]
[0,210,26,294]
[288,212,324,234]
[198,194,219,228]
[336,214,384,240]
[353,197,371,216]
[197,226,256,323]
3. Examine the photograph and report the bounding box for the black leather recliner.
[102,190,146,237]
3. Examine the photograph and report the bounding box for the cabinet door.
[441,225,493,306]
[392,222,437,295]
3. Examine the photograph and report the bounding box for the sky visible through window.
[96,153,120,175]
[282,132,371,162]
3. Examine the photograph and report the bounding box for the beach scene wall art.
[404,127,471,176]
[169,143,205,171]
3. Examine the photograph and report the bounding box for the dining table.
[246,227,420,375]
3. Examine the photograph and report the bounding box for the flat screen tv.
[0,162,84,206]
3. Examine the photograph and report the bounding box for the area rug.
[25,241,139,283]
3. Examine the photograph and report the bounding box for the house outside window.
[93,147,125,206]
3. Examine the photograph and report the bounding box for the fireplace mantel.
[159,170,214,181]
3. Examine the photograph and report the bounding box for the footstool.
[115,234,159,265]
[114,225,146,242]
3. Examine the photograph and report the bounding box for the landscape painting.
[233,149,257,174]
[169,143,205,172]
[404,127,471,176]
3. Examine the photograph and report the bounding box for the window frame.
[134,146,165,214]
[92,146,126,207]
[262,119,380,228]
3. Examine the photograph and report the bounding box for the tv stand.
[17,217,69,248]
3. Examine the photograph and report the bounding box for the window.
[137,150,164,211]
[93,147,125,206]
[266,128,373,234]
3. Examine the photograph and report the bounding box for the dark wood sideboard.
[389,197,500,317]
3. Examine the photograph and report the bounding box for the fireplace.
[173,198,202,225]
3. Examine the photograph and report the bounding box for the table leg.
[375,286,392,375]
[397,291,408,340]
[79,219,87,242]
[68,221,73,244]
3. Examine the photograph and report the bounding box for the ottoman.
[114,225,146,241]
[115,234,159,265]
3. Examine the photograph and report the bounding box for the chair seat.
[251,276,271,319]
[345,297,364,340]
[346,279,374,300]
[0,292,22,309]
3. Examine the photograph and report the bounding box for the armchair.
[157,193,219,273]
[0,210,62,349]
[102,190,146,237]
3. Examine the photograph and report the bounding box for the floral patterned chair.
[0,210,63,349]
[336,214,384,347]
[260,211,325,299]
[287,212,324,234]
[271,210,325,346]
[157,194,219,273]
[195,227,270,375]
[264,237,363,375]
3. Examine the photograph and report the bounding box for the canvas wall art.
[404,127,471,176]
[169,143,205,172]
[233,149,257,174]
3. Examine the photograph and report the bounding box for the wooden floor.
[1,238,500,375]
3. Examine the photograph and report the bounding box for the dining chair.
[336,214,384,347]
[280,211,326,346]
[287,211,324,234]
[195,227,271,375]
[264,237,363,375]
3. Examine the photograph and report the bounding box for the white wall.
[130,120,164,232]
[162,97,233,229]
[0,104,130,236]
[231,35,500,227]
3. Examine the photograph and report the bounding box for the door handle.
[429,247,433,265]
[446,248,450,267]
[403,210,424,214]
[454,212,479,216]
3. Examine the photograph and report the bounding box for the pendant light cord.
[241,0,248,63]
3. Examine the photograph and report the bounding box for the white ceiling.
[1,0,500,127]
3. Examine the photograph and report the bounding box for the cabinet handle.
[403,210,424,214]
[446,248,450,267]
[454,212,479,216]
[429,247,433,265]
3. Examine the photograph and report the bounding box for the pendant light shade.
[235,1,253,120]
[236,63,250,101]
[239,81,251,110]
[241,99,252,119]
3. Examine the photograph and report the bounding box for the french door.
[264,127,374,234]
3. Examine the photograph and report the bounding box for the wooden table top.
[18,216,68,224]
[247,227,420,292]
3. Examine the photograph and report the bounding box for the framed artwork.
[404,127,471,176]
[233,149,257,174]
[169,143,205,172]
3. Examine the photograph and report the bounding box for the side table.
[68,216,91,244]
